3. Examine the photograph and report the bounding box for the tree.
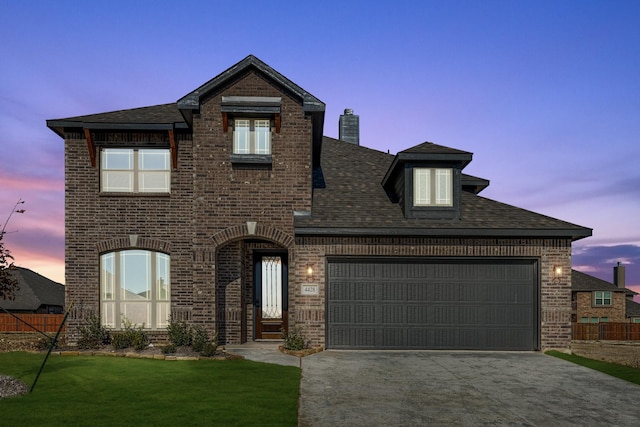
[0,199,25,300]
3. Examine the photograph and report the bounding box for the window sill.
[99,192,171,197]
[230,154,272,164]
[406,207,460,220]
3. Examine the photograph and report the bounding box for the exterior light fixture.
[553,265,563,281]
[306,265,314,282]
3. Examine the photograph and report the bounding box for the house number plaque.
[301,284,319,296]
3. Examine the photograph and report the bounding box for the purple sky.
[2,1,639,297]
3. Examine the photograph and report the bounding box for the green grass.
[0,352,299,426]
[546,350,640,386]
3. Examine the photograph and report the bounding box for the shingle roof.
[294,137,592,240]
[626,300,640,318]
[46,103,188,137]
[571,269,623,292]
[0,267,64,312]
[400,141,472,156]
[572,269,638,300]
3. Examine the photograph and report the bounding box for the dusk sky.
[2,1,639,297]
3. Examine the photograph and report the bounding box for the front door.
[254,253,288,339]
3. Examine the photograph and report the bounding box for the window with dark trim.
[413,167,453,207]
[593,291,612,306]
[101,148,170,193]
[233,118,271,155]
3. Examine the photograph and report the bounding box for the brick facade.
[292,237,573,350]
[58,56,585,352]
[574,292,627,322]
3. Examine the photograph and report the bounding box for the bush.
[166,316,192,347]
[200,342,218,357]
[166,318,219,356]
[191,325,209,353]
[281,325,307,351]
[162,343,177,354]
[36,336,55,351]
[77,312,110,350]
[111,318,149,350]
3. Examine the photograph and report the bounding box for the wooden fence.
[572,322,640,341]
[0,313,66,333]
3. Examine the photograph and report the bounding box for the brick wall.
[575,292,626,322]
[292,237,573,350]
[64,131,194,343]
[64,69,313,346]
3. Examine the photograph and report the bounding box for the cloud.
[572,244,640,288]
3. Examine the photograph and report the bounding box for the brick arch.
[211,223,294,249]
[96,235,172,254]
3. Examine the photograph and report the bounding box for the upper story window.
[233,118,271,155]
[101,149,170,193]
[593,291,612,306]
[100,250,170,330]
[413,168,452,207]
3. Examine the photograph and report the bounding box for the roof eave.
[295,226,592,241]
[46,120,189,137]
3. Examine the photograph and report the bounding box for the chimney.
[339,108,360,145]
[614,262,626,289]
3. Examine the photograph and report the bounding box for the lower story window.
[100,250,170,329]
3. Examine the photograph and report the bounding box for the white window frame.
[413,168,452,207]
[101,148,170,193]
[593,291,612,307]
[233,118,271,155]
[100,250,170,330]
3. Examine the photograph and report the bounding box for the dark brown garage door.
[327,258,539,350]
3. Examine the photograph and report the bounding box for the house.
[572,264,640,324]
[0,267,65,314]
[47,55,592,351]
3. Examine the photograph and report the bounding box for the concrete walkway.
[298,351,640,426]
[223,342,301,367]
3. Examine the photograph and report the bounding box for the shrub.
[111,317,148,350]
[162,343,177,354]
[166,316,192,347]
[77,312,110,349]
[281,325,307,351]
[200,342,218,357]
[191,325,209,353]
[36,336,55,351]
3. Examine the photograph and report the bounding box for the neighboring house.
[0,267,65,314]
[47,55,592,351]
[572,265,640,324]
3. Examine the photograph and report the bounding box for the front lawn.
[546,350,640,386]
[0,352,299,426]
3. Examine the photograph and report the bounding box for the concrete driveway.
[298,351,640,426]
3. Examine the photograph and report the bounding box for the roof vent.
[339,108,359,145]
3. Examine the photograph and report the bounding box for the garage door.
[327,258,538,350]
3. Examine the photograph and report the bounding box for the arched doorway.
[215,237,290,344]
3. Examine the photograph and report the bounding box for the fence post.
[599,322,603,340]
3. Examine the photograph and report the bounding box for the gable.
[177,55,325,168]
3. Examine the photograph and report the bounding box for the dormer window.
[413,168,452,207]
[381,142,472,220]
[233,118,271,155]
